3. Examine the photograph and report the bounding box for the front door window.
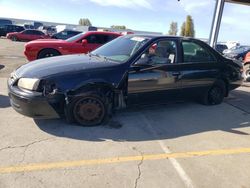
[136,40,177,66]
[128,39,179,94]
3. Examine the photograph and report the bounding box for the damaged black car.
[8,35,243,126]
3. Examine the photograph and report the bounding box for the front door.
[128,39,182,103]
[18,30,29,41]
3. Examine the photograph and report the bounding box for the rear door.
[18,30,31,40]
[27,30,38,40]
[32,30,46,40]
[178,39,222,96]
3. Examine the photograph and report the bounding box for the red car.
[243,52,250,81]
[7,29,50,42]
[24,31,122,61]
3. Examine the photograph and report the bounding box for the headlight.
[18,78,40,91]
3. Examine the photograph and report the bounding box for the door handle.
[172,72,181,76]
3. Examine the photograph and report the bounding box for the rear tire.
[200,80,226,105]
[243,64,250,82]
[65,92,108,126]
[37,49,60,59]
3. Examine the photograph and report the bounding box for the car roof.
[123,34,199,41]
[4,24,23,27]
[25,29,41,31]
[85,31,122,35]
[62,29,81,32]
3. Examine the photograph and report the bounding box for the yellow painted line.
[1,147,250,174]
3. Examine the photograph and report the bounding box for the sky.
[0,0,250,44]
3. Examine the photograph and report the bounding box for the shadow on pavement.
[225,89,250,114]
[0,94,10,108]
[0,65,5,70]
[34,96,250,142]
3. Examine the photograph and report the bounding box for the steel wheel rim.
[73,97,105,126]
[245,69,250,77]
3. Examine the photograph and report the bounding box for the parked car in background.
[243,52,250,81]
[233,49,250,61]
[7,29,50,42]
[51,29,82,40]
[0,24,25,37]
[9,35,243,126]
[0,19,12,26]
[215,44,228,54]
[24,24,35,29]
[33,22,43,29]
[223,45,250,55]
[24,31,121,61]
[38,26,57,36]
[224,46,250,61]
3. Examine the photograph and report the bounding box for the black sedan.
[0,24,25,37]
[51,30,82,40]
[8,35,243,126]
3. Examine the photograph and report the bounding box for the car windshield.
[91,35,151,63]
[66,32,85,42]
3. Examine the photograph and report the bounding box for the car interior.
[139,40,176,65]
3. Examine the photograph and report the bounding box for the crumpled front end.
[8,73,64,119]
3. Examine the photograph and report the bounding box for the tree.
[184,15,195,37]
[180,22,186,36]
[179,15,195,37]
[111,25,126,30]
[168,22,178,36]
[78,18,92,26]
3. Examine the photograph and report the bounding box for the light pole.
[209,0,225,47]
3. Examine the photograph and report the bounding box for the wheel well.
[67,83,116,103]
[37,48,61,58]
[244,62,250,66]
[64,83,116,118]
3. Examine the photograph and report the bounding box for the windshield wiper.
[90,53,108,62]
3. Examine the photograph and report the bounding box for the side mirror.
[81,39,88,46]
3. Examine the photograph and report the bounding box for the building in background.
[0,17,162,35]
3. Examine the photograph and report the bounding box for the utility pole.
[208,0,225,47]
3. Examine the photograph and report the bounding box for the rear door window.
[32,30,44,35]
[23,30,32,34]
[182,41,216,63]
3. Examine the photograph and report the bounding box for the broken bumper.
[8,81,61,119]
